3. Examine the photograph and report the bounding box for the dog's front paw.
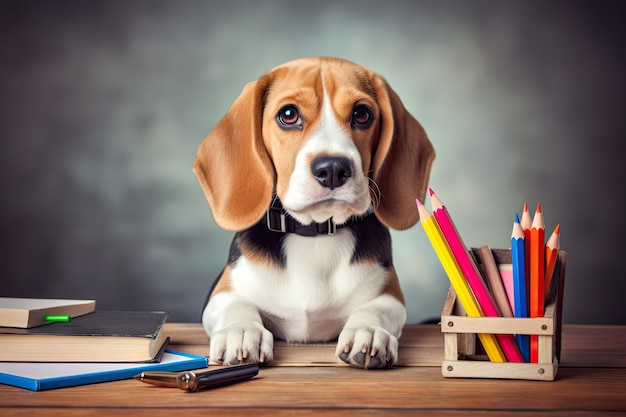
[335,326,399,369]
[209,322,274,365]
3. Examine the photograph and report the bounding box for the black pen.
[134,363,259,392]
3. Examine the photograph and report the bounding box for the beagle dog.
[193,57,434,369]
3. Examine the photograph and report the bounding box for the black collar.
[261,196,370,237]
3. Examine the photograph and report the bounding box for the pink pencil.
[429,189,524,363]
[498,264,515,313]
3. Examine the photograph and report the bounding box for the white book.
[0,298,96,328]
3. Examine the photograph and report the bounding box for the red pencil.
[544,224,561,298]
[529,203,545,363]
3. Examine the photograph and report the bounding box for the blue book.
[0,350,208,391]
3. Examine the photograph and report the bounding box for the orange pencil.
[544,224,561,298]
[529,203,545,363]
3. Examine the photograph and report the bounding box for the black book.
[0,311,168,362]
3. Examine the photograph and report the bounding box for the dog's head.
[194,57,435,231]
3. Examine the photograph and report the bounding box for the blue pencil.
[512,213,530,362]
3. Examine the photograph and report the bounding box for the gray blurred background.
[1,0,624,325]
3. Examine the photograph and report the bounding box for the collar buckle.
[318,218,336,236]
[265,206,286,233]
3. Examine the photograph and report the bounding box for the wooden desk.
[1,323,625,415]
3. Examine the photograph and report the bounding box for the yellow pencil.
[416,199,506,362]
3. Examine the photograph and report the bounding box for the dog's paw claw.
[336,326,399,369]
[209,323,274,366]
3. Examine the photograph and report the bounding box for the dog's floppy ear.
[370,76,435,230]
[193,76,275,231]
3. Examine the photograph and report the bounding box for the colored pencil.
[529,203,545,363]
[416,199,506,363]
[545,224,561,298]
[498,263,515,314]
[520,203,532,314]
[477,246,514,318]
[511,214,530,362]
[429,189,523,362]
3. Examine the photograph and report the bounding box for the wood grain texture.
[0,324,625,415]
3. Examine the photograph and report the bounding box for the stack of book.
[0,298,207,391]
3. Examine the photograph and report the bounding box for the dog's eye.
[277,105,302,129]
[352,105,373,129]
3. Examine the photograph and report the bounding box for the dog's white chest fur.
[231,229,387,342]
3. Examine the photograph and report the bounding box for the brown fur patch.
[210,265,233,297]
[382,267,405,305]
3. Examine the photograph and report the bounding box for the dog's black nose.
[310,156,352,189]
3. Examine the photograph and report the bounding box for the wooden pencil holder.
[440,248,567,381]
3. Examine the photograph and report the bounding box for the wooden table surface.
[1,323,625,416]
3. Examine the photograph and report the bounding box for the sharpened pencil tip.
[515,213,520,223]
[415,198,423,207]
[536,202,542,213]
[554,224,560,234]
[523,202,528,212]
[428,187,434,196]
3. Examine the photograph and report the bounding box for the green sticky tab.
[45,314,71,322]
